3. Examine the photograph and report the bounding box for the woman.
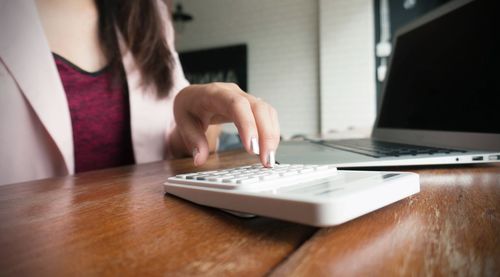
[0,0,280,185]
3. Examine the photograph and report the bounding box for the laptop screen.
[376,0,499,134]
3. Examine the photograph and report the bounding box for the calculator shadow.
[164,192,318,241]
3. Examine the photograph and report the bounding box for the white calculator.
[164,164,419,227]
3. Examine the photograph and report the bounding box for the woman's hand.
[170,82,280,167]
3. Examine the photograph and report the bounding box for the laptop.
[277,0,500,167]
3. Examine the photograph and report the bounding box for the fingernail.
[192,148,200,166]
[250,137,260,155]
[266,151,275,168]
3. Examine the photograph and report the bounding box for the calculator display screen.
[271,171,398,197]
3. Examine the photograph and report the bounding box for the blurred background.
[169,0,452,141]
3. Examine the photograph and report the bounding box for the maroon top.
[54,53,135,173]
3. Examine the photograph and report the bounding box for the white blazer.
[0,0,189,185]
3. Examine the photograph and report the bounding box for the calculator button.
[196,175,212,180]
[208,177,224,182]
[260,174,280,181]
[175,173,198,179]
[215,170,229,174]
[236,177,259,184]
[280,171,299,177]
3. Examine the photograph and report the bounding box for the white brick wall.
[319,0,376,134]
[175,0,376,138]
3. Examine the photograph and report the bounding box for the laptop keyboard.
[315,139,467,158]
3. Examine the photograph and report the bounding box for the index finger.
[250,99,280,167]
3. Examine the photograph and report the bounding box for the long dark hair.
[95,0,174,97]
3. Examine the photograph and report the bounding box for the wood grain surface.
[1,150,499,276]
[0,151,316,276]
[271,165,500,277]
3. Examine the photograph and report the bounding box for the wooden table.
[0,151,499,276]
